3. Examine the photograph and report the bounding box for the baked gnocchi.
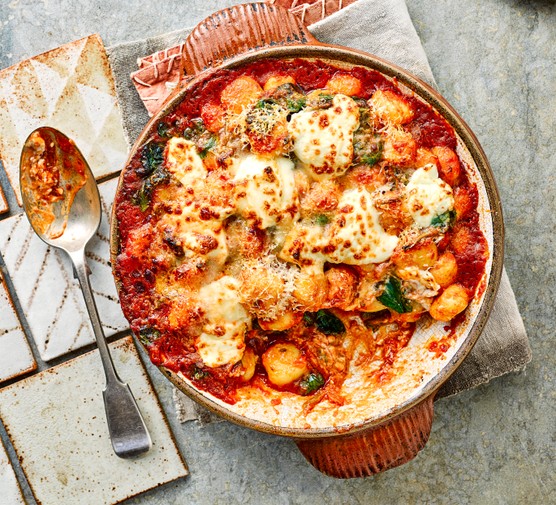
[115,58,488,405]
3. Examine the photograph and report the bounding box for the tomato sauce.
[407,96,457,149]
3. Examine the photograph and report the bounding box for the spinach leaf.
[378,277,412,314]
[286,97,306,113]
[318,93,334,102]
[315,93,334,108]
[183,118,206,140]
[191,365,209,381]
[314,214,330,226]
[157,122,171,138]
[133,154,169,212]
[255,98,276,110]
[353,126,383,166]
[361,141,383,167]
[357,106,373,129]
[199,136,216,159]
[133,168,169,212]
[300,373,325,395]
[133,185,151,212]
[303,312,315,326]
[304,310,346,334]
[138,326,160,346]
[139,141,164,177]
[431,210,456,229]
[361,151,382,167]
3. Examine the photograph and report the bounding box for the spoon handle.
[69,248,152,459]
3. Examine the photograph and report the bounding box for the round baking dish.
[111,3,503,478]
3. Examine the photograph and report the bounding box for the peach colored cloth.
[130,45,183,116]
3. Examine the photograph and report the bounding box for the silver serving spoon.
[20,126,152,459]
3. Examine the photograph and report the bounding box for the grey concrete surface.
[0,1,554,504]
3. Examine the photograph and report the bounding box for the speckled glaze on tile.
[0,271,36,383]
[0,438,25,505]
[0,186,7,214]
[0,336,188,505]
[0,178,127,361]
[0,34,128,205]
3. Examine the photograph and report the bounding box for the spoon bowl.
[20,126,152,459]
[20,126,101,252]
[48,160,101,252]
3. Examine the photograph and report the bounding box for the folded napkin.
[107,0,531,423]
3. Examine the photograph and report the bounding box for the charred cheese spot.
[405,164,454,228]
[157,213,228,268]
[196,276,251,367]
[154,140,237,274]
[289,94,359,179]
[233,154,298,228]
[163,138,236,220]
[279,224,326,270]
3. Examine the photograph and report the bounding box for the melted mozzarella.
[196,276,250,367]
[158,138,233,268]
[165,137,207,188]
[279,188,398,269]
[289,94,359,179]
[163,141,235,220]
[233,154,297,228]
[405,164,454,227]
[326,188,399,264]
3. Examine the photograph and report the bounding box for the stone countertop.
[0,1,554,503]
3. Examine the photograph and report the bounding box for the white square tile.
[0,336,188,505]
[0,438,25,505]
[0,273,36,383]
[0,34,128,205]
[0,178,128,361]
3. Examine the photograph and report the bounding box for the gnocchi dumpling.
[393,240,438,270]
[293,269,327,311]
[430,252,458,288]
[430,284,469,321]
[431,146,461,186]
[381,126,417,165]
[370,89,414,125]
[220,76,263,115]
[264,74,295,91]
[262,342,309,386]
[326,73,362,96]
[238,348,258,382]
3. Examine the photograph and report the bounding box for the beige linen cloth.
[107,0,531,423]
